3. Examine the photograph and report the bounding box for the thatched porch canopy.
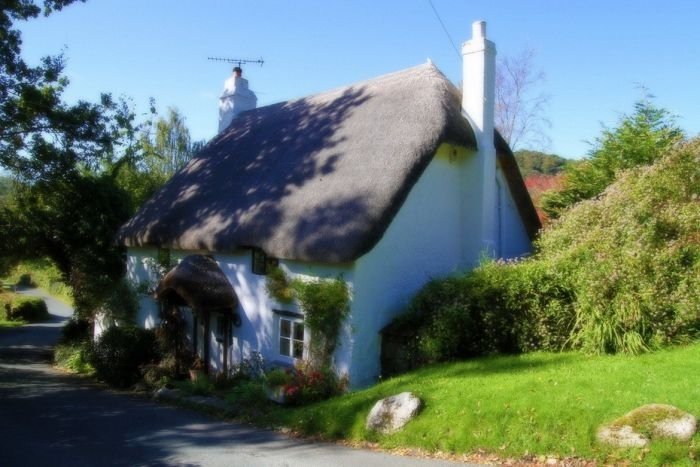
[155,255,237,313]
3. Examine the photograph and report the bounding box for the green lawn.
[259,344,700,465]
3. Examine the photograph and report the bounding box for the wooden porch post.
[203,310,210,374]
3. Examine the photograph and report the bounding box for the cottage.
[114,21,540,388]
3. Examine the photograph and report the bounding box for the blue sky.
[17,0,700,159]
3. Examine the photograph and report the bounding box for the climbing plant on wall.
[266,267,350,368]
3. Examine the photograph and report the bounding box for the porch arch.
[155,254,239,374]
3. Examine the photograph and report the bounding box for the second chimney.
[462,20,498,254]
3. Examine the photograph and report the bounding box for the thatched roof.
[156,255,237,312]
[118,63,539,262]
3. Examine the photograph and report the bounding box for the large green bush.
[2,295,49,322]
[382,259,574,374]
[537,138,699,353]
[90,326,159,388]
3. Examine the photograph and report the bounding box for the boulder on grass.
[597,404,697,448]
[366,392,422,434]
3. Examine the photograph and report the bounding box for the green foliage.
[115,107,204,210]
[54,342,94,374]
[226,380,268,408]
[175,375,216,396]
[60,317,91,344]
[382,259,574,374]
[537,139,700,354]
[290,276,350,366]
[542,98,684,218]
[0,2,156,320]
[265,266,294,304]
[4,258,72,303]
[2,294,49,321]
[94,278,138,327]
[0,176,13,205]
[265,368,292,387]
[89,326,159,388]
[266,268,350,367]
[514,149,568,177]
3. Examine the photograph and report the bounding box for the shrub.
[282,362,347,405]
[381,259,575,375]
[17,273,34,287]
[90,326,159,388]
[54,342,94,374]
[265,368,292,387]
[226,380,267,407]
[60,317,91,344]
[4,295,49,322]
[229,351,266,383]
[537,139,700,353]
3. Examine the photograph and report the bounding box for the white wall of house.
[496,168,532,259]
[350,143,474,387]
[214,251,353,375]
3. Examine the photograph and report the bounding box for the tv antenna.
[207,57,265,69]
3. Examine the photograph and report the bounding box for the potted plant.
[189,357,206,382]
[264,368,292,404]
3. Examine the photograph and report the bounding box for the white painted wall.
[214,251,352,375]
[350,144,473,387]
[496,168,532,259]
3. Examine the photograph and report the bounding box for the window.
[279,317,305,359]
[251,248,278,275]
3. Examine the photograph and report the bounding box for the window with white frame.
[279,316,305,359]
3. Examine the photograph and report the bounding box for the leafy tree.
[0,175,13,204]
[514,149,568,177]
[541,98,684,218]
[116,107,203,210]
[0,1,147,317]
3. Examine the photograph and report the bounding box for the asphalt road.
[0,289,469,467]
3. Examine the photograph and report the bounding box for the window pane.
[280,319,291,338]
[293,322,304,341]
[293,341,304,359]
[280,337,290,357]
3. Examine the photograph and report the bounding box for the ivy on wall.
[266,267,350,367]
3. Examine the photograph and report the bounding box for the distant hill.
[514,150,568,177]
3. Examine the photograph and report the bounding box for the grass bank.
[259,344,700,465]
[0,317,26,329]
[2,258,72,305]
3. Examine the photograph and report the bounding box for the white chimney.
[462,20,497,255]
[218,67,257,133]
